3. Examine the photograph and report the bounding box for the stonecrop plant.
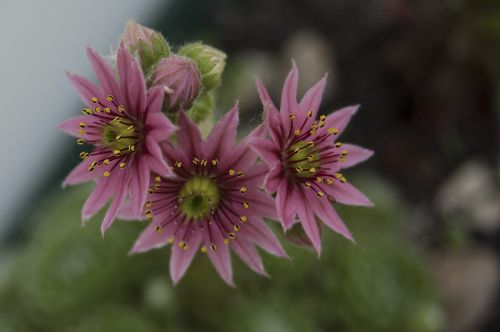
[59,21,373,286]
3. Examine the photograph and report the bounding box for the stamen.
[76,139,85,145]
[155,176,161,182]
[328,128,339,135]
[294,129,301,136]
[239,215,247,223]
[167,237,175,244]
[229,169,236,176]
[240,186,247,193]
[211,159,219,166]
[175,161,182,168]
[79,152,89,160]
[200,246,208,253]
[307,110,313,117]
[91,97,98,103]
[119,162,126,169]
[317,191,325,198]
[106,95,114,102]
[243,202,250,209]
[103,171,110,177]
[103,159,110,165]
[210,243,217,251]
[113,150,121,156]
[88,161,98,171]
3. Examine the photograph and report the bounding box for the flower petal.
[81,177,113,222]
[145,136,171,177]
[276,180,296,231]
[117,44,147,116]
[280,63,299,135]
[231,240,268,277]
[177,111,204,158]
[264,162,283,194]
[101,169,130,235]
[130,220,176,253]
[256,78,277,111]
[206,225,234,286]
[249,137,280,166]
[243,218,287,258]
[205,105,239,159]
[170,229,202,285]
[66,72,104,107]
[62,159,98,186]
[339,144,373,169]
[325,181,373,207]
[86,47,123,102]
[322,105,359,138]
[129,157,150,216]
[298,74,327,124]
[147,112,176,142]
[295,190,321,255]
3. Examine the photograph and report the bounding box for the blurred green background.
[2,1,500,331]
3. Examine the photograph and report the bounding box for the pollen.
[119,162,126,169]
[113,150,121,156]
[103,171,110,177]
[79,122,86,128]
[229,169,236,176]
[155,176,161,182]
[79,152,89,159]
[175,161,182,168]
[307,110,313,117]
[211,159,219,166]
[155,225,162,233]
[239,215,247,223]
[294,129,301,136]
[317,191,325,198]
[240,186,247,193]
[167,236,174,244]
[290,113,296,120]
[106,95,114,102]
[91,97,98,103]
[76,139,85,145]
[328,127,339,135]
[200,246,208,253]
[103,159,110,165]
[243,202,250,209]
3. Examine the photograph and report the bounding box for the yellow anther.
[340,157,346,162]
[335,173,342,179]
[309,130,317,135]
[145,201,152,208]
[340,176,347,183]
[192,157,199,165]
[210,243,217,251]
[82,108,92,115]
[319,114,326,121]
[78,129,85,136]
[307,110,313,117]
[118,105,125,112]
[228,233,236,239]
[119,162,126,169]
[145,210,153,219]
[113,150,121,156]
[294,129,301,136]
[200,160,208,166]
[234,225,241,232]
[341,150,348,156]
[328,127,339,135]
[229,169,236,176]
[335,142,343,148]
[240,186,247,193]
[211,159,219,166]
[103,107,111,113]
[317,191,325,198]
[88,161,98,171]
[76,139,85,145]
[91,97,98,103]
[167,236,174,244]
[307,155,315,162]
[94,106,101,112]
[79,152,89,159]
[316,177,323,183]
[148,187,154,194]
[115,135,122,140]
[243,202,250,209]
[175,161,182,168]
[309,167,316,173]
[327,178,334,185]
[127,125,134,131]
[178,241,187,249]
[295,166,303,173]
[223,238,230,245]
[307,141,315,146]
[155,176,161,183]
[237,171,244,177]
[319,121,325,127]
[240,215,247,223]
[200,246,208,253]
[79,122,86,128]
[304,182,312,188]
[103,159,110,165]
[106,95,114,102]
[128,145,135,152]
[155,225,162,233]
[290,113,296,120]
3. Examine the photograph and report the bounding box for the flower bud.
[187,92,214,123]
[121,21,170,76]
[285,222,321,250]
[178,42,226,90]
[152,55,202,113]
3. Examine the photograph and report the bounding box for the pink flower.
[250,64,374,254]
[59,45,176,234]
[121,21,156,50]
[130,108,287,286]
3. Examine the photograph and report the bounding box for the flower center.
[286,140,321,178]
[179,176,220,220]
[102,118,140,154]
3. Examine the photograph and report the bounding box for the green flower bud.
[187,92,215,123]
[121,21,171,76]
[178,42,226,91]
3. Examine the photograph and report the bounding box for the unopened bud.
[121,21,170,76]
[187,92,214,123]
[152,55,202,112]
[178,42,226,90]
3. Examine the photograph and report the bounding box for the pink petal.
[295,190,322,255]
[117,44,147,115]
[206,226,234,286]
[101,169,130,234]
[170,229,202,285]
[81,177,113,222]
[145,86,165,115]
[58,116,94,138]
[264,162,283,194]
[147,112,175,142]
[205,105,239,159]
[305,190,353,241]
[63,159,98,186]
[322,105,359,138]
[298,74,327,124]
[128,157,150,216]
[145,136,171,177]
[325,181,373,207]
[249,137,280,166]
[256,78,277,111]
[86,47,123,102]
[243,218,288,258]
[276,180,295,231]
[66,72,104,107]
[263,102,282,145]
[131,221,176,253]
[177,111,204,158]
[219,124,264,171]
[339,144,373,169]
[231,240,268,277]
[280,63,299,136]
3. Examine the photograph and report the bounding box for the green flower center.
[179,176,220,220]
[287,140,321,178]
[102,119,139,154]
